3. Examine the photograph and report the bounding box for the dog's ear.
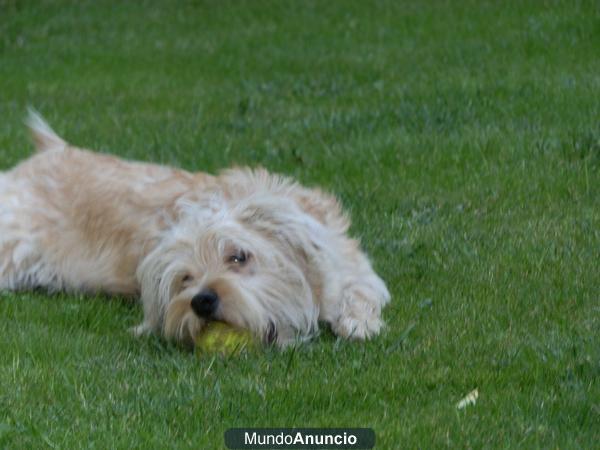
[26,108,67,152]
[236,197,334,270]
[135,236,183,335]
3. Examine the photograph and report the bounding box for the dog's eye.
[182,274,193,283]
[228,251,248,265]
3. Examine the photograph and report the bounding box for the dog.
[0,110,390,347]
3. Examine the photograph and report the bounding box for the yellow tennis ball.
[195,322,256,355]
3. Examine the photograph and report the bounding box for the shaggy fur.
[0,111,390,346]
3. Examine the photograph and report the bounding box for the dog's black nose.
[191,289,219,318]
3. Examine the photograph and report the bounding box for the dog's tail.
[26,107,67,152]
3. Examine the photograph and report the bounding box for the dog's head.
[137,173,330,347]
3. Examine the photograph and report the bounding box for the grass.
[1,0,598,448]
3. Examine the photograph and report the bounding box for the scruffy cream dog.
[0,111,390,346]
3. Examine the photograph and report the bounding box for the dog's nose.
[191,288,219,318]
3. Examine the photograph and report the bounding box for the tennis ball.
[195,322,256,355]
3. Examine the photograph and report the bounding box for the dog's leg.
[0,176,51,291]
[315,235,390,340]
[290,188,391,340]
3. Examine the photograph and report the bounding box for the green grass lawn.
[1,0,599,448]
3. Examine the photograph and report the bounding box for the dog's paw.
[329,280,390,339]
[331,296,385,340]
[130,322,152,337]
[331,312,384,340]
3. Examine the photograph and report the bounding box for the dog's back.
[1,114,207,293]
